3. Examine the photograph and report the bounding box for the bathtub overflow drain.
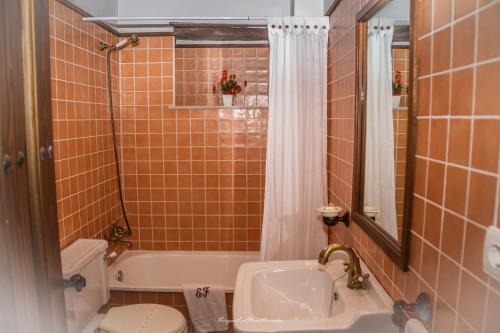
[116,270,124,282]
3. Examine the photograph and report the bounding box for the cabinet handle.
[3,154,12,173]
[39,146,46,161]
[48,145,54,160]
[16,151,25,168]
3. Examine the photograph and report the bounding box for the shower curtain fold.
[260,17,329,261]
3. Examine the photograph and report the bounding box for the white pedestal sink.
[233,254,398,333]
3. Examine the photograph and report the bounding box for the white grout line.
[146,42,153,249]
[456,0,479,329]
[425,0,439,329]
[431,0,455,326]
[129,46,141,247]
[415,155,500,179]
[417,0,434,314]
[417,55,500,81]
[417,114,500,120]
[162,40,169,249]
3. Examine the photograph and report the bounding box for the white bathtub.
[108,251,259,292]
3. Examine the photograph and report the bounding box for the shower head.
[99,34,140,51]
[114,34,140,49]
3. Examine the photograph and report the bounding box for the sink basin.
[233,254,398,333]
[250,265,334,320]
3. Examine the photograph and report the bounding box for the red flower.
[218,70,241,96]
[393,69,404,95]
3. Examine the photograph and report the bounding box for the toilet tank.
[61,239,110,333]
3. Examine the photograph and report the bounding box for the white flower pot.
[392,95,401,108]
[222,94,234,107]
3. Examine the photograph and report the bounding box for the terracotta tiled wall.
[327,0,500,332]
[392,49,410,239]
[119,38,267,251]
[49,3,267,253]
[175,47,269,107]
[49,0,124,249]
[393,49,410,236]
[394,108,408,239]
[392,49,409,236]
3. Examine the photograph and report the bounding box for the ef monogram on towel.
[183,284,228,332]
[195,287,210,298]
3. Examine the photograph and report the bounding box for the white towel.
[182,285,228,333]
[404,319,429,333]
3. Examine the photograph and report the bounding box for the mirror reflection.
[363,0,410,242]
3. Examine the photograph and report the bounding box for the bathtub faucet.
[105,223,133,249]
[118,239,132,248]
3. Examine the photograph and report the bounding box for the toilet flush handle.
[63,274,86,292]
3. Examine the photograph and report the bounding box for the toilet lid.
[99,304,187,333]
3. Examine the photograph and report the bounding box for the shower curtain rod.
[82,16,270,22]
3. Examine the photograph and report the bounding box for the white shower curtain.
[260,17,329,261]
[364,19,398,239]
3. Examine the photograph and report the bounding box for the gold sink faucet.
[318,243,369,290]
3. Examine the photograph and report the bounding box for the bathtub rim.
[108,250,260,293]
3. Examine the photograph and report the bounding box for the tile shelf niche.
[168,105,268,110]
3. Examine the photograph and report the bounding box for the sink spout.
[318,243,369,290]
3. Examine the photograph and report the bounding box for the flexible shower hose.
[105,48,132,235]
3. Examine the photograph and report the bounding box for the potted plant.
[392,69,404,108]
[219,70,241,106]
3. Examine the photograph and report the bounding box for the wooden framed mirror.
[352,0,416,270]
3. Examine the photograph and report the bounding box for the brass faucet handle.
[343,261,350,272]
[357,273,370,288]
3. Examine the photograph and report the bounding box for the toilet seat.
[98,304,187,333]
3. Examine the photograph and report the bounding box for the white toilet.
[61,239,187,333]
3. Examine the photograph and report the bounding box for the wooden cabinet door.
[0,0,44,330]
[0,0,66,331]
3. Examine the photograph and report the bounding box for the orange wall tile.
[394,108,408,238]
[49,0,123,250]
[119,38,267,251]
[327,1,500,332]
[393,47,410,237]
[175,47,269,107]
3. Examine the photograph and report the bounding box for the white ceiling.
[374,0,410,21]
[68,0,327,37]
[69,0,326,20]
[70,0,118,17]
